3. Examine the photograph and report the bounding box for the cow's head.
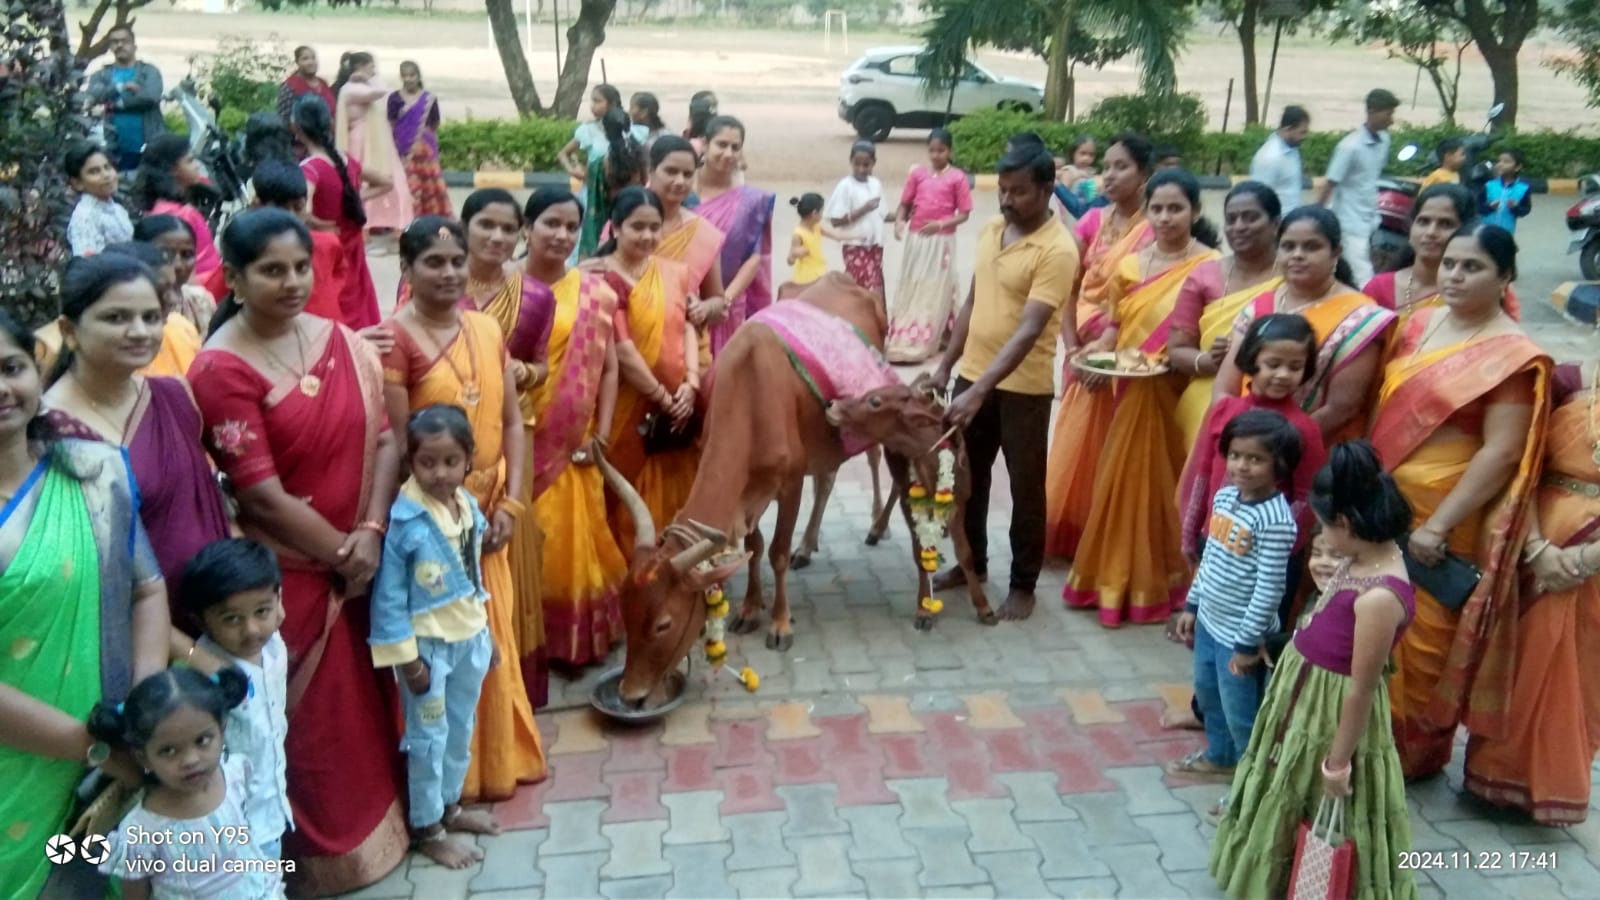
[825,375,950,459]
[597,455,746,708]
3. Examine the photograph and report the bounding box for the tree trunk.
[1480,43,1519,129]
[551,0,618,119]
[1239,0,1260,126]
[1042,3,1072,120]
[75,0,157,64]
[487,0,546,116]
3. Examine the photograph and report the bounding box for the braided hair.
[292,93,366,227]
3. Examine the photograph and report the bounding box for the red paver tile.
[818,714,876,759]
[1086,724,1145,767]
[772,738,829,785]
[493,779,551,830]
[1043,746,1117,794]
[1121,700,1170,742]
[542,750,611,802]
[832,757,898,807]
[602,769,668,823]
[603,725,667,774]
[711,719,773,769]
[662,744,719,793]
[878,733,938,779]
[945,752,1005,800]
[717,765,785,815]
[922,712,981,755]
[982,730,1044,772]
[1018,706,1076,747]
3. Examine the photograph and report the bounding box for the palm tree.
[918,0,1193,121]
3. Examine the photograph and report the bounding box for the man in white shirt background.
[1249,105,1310,213]
[1317,89,1399,286]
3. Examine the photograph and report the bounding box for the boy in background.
[1479,148,1532,233]
[1419,136,1466,190]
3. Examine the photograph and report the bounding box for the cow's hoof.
[864,531,884,546]
[765,631,794,651]
[975,609,999,627]
[913,615,935,632]
[728,614,762,635]
[792,551,812,570]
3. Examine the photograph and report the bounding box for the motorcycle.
[1566,175,1600,280]
[1370,103,1505,274]
[165,74,248,232]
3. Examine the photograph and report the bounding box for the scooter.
[1566,175,1600,280]
[164,74,248,232]
[1371,104,1504,274]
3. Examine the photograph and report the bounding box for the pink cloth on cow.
[748,300,898,457]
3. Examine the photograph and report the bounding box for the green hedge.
[162,110,577,172]
[947,108,1600,179]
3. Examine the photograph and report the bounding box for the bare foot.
[933,566,985,592]
[413,826,481,869]
[444,805,502,837]
[996,589,1035,621]
[1159,708,1204,731]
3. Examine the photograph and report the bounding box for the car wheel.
[998,101,1032,114]
[1583,238,1600,282]
[852,103,893,142]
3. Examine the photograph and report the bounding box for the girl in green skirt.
[1211,440,1419,899]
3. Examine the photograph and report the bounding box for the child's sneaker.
[1164,750,1235,783]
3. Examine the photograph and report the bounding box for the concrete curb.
[1551,282,1600,325]
[442,171,572,190]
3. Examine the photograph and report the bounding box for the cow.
[605,273,895,707]
[825,378,997,631]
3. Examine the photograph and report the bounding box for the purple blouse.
[1293,573,1415,676]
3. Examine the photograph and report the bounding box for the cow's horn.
[596,452,656,550]
[685,519,728,544]
[669,538,723,574]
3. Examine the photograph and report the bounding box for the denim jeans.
[401,628,493,828]
[1193,619,1266,767]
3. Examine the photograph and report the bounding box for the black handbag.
[1401,535,1482,611]
[640,411,701,456]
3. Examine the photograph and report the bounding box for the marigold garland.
[910,445,958,614]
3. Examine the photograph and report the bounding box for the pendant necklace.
[253,320,320,397]
[410,308,481,406]
[73,373,147,444]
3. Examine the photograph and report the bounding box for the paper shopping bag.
[1287,796,1357,900]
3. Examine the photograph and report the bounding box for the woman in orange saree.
[1369,224,1550,781]
[649,135,728,373]
[597,188,702,551]
[382,217,546,801]
[1214,206,1397,445]
[1363,184,1522,332]
[1062,170,1221,625]
[1042,133,1154,560]
[1464,361,1600,824]
[1167,182,1282,448]
[191,210,406,896]
[523,188,630,668]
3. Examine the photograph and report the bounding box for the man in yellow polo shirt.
[932,140,1080,621]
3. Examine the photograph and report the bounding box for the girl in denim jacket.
[370,404,502,868]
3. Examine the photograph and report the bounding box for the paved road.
[337,185,1600,900]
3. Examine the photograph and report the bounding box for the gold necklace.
[466,269,504,304]
[1274,280,1337,313]
[71,373,146,444]
[407,308,481,406]
[249,319,320,397]
[1411,309,1496,361]
[1142,239,1195,277]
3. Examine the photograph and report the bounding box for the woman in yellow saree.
[596,188,702,551]
[1167,182,1282,448]
[1369,223,1550,780]
[1042,133,1154,561]
[1214,206,1397,445]
[1062,170,1220,625]
[1465,361,1600,824]
[382,217,546,801]
[649,135,729,373]
[522,188,630,669]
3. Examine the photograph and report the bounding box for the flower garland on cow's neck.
[909,443,957,616]
[701,579,759,692]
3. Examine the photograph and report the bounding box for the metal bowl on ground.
[590,665,688,724]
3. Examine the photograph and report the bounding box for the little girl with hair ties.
[787,192,827,287]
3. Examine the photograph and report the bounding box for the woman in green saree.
[0,308,171,896]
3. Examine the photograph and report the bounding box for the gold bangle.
[357,519,387,536]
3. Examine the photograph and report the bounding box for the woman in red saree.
[277,46,337,143]
[1062,170,1221,625]
[381,217,547,801]
[1213,206,1397,444]
[1368,223,1550,780]
[523,188,629,668]
[291,94,381,330]
[1465,361,1600,823]
[190,209,406,896]
[1042,132,1153,561]
[693,117,774,355]
[596,188,701,550]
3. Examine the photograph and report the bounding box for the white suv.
[837,46,1045,142]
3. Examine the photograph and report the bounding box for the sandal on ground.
[1164,750,1235,783]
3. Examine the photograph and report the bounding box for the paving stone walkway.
[340,452,1600,900]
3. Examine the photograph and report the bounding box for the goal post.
[823,10,848,55]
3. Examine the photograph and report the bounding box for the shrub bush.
[191,35,286,115]
[947,108,1600,179]
[435,117,576,172]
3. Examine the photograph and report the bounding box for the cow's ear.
[683,553,752,593]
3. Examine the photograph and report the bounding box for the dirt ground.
[104,7,1594,185]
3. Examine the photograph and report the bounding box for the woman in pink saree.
[334,52,412,238]
[693,116,774,355]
